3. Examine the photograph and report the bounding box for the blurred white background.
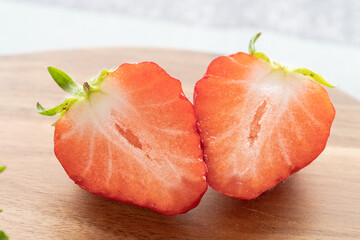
[0,0,359,99]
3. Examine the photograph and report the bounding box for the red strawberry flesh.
[44,62,207,215]
[194,48,335,199]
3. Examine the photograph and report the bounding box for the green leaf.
[293,68,334,88]
[253,52,271,63]
[0,167,8,240]
[90,69,114,89]
[249,32,262,55]
[36,102,62,116]
[47,67,83,96]
[248,32,271,63]
[36,98,78,117]
[0,231,8,240]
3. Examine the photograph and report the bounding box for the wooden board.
[0,48,359,240]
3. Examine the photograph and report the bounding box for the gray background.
[10,0,360,47]
[2,0,360,99]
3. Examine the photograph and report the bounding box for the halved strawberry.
[37,62,207,215]
[194,33,335,199]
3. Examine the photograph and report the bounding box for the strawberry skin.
[194,36,335,199]
[40,62,207,215]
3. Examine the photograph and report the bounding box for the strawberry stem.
[83,82,91,93]
[36,67,114,124]
[83,81,102,97]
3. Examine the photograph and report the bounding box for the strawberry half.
[37,62,207,215]
[194,33,335,199]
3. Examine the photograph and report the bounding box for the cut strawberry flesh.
[194,53,335,199]
[55,62,207,215]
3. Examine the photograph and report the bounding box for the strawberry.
[37,62,207,215]
[194,33,335,199]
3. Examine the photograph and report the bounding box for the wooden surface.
[0,48,359,240]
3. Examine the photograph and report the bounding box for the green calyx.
[36,67,113,125]
[0,166,8,240]
[248,32,334,88]
[0,231,8,240]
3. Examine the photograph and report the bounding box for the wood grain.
[0,48,359,240]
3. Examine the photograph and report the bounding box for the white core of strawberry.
[58,74,201,195]
[206,59,325,181]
